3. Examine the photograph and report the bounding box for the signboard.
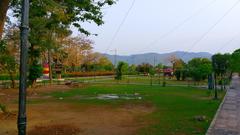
[43,63,49,79]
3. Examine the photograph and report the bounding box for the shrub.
[0,104,7,113]
[63,71,114,77]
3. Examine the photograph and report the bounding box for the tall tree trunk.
[214,73,218,99]
[48,49,53,84]
[0,0,10,39]
[9,71,15,88]
[221,73,223,90]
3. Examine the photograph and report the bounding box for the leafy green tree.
[7,0,115,84]
[174,70,181,81]
[149,66,156,86]
[173,59,186,81]
[212,53,231,90]
[155,63,164,69]
[128,64,137,75]
[0,34,18,88]
[136,63,153,74]
[115,61,125,80]
[28,61,43,86]
[155,63,163,84]
[188,58,212,82]
[212,54,231,75]
[231,49,240,72]
[181,68,188,81]
[0,52,17,88]
[11,0,115,35]
[121,62,129,75]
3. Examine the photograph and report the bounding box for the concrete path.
[207,74,240,135]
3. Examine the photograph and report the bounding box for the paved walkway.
[207,75,240,135]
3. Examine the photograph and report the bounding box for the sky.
[72,0,240,55]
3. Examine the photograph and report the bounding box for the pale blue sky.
[72,0,240,55]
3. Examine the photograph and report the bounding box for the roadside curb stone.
[207,75,240,135]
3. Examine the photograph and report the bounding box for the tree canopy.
[231,49,240,72]
[212,53,231,76]
[188,58,212,81]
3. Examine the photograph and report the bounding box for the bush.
[29,63,43,84]
[162,81,166,87]
[0,104,7,113]
[63,71,114,77]
[0,74,19,80]
[174,70,181,81]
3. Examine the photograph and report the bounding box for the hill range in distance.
[103,51,212,66]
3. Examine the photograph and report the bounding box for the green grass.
[48,84,224,135]
[63,75,207,86]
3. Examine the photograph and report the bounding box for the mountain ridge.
[103,51,212,65]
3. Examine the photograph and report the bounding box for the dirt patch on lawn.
[28,124,82,135]
[0,85,71,104]
[0,85,71,96]
[0,102,154,135]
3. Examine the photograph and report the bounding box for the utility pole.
[153,56,156,67]
[114,49,117,68]
[132,56,135,65]
[18,0,29,135]
[94,58,97,82]
[110,49,117,68]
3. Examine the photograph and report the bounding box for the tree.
[136,63,153,75]
[212,53,231,90]
[0,40,17,88]
[155,63,163,70]
[174,70,181,81]
[188,58,212,82]
[0,0,9,38]
[89,52,113,71]
[231,49,240,72]
[10,0,115,34]
[0,27,19,88]
[1,0,116,83]
[129,64,137,75]
[121,62,129,75]
[173,59,185,81]
[80,52,113,72]
[168,55,178,70]
[115,61,125,80]
[28,61,43,86]
[212,54,231,75]
[61,36,93,68]
[181,67,188,81]
[155,63,163,84]
[149,66,155,86]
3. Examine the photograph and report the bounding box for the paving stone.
[207,75,240,135]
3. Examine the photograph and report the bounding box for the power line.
[104,0,136,54]
[181,0,240,58]
[215,32,240,53]
[135,0,218,54]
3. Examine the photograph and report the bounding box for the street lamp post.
[18,0,29,135]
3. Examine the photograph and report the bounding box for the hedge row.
[63,71,114,77]
[0,74,19,80]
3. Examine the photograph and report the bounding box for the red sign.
[43,63,49,74]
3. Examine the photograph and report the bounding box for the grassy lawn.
[63,75,207,86]
[48,84,224,135]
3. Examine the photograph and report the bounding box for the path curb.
[205,88,228,135]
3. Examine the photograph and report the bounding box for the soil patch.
[28,124,82,135]
[0,112,17,120]
[0,103,154,135]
